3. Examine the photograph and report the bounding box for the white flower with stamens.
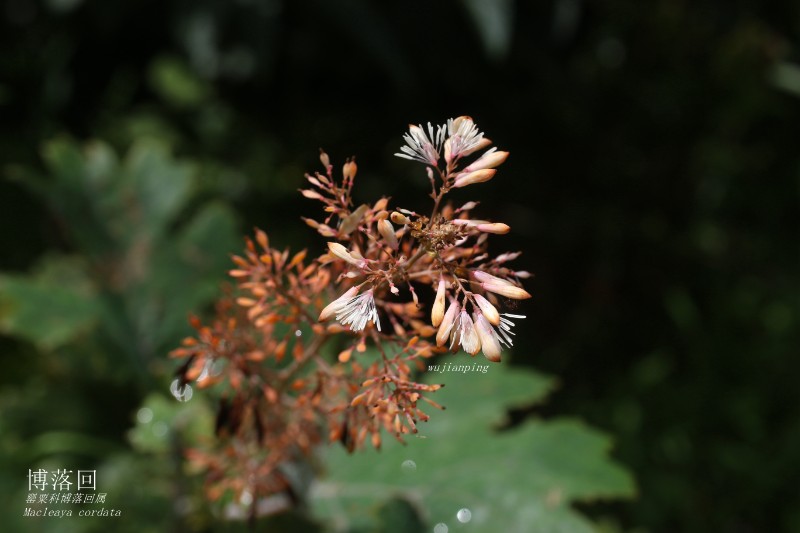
[474,311,525,362]
[335,289,381,332]
[395,123,446,165]
[445,116,490,162]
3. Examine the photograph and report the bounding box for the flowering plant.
[170,116,531,508]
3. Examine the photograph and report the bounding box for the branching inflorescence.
[170,116,531,509]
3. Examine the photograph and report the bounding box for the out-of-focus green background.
[1,1,798,532]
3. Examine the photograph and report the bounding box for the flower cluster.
[170,116,531,515]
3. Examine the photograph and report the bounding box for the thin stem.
[428,191,444,227]
[427,160,458,227]
[398,246,427,271]
[278,332,330,385]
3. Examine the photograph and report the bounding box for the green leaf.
[121,141,193,240]
[311,364,635,532]
[148,55,211,109]
[9,138,240,361]
[149,201,240,348]
[0,256,99,350]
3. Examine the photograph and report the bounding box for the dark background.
[1,1,799,532]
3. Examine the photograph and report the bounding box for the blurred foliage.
[0,138,240,530]
[1,138,240,379]
[1,0,799,532]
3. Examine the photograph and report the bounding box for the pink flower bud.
[327,242,365,267]
[390,211,410,225]
[474,294,500,325]
[474,270,532,300]
[495,252,521,263]
[452,168,496,188]
[444,137,453,163]
[342,160,357,180]
[436,300,460,346]
[475,222,510,234]
[463,149,509,173]
[377,219,398,249]
[431,278,447,327]
[300,189,324,200]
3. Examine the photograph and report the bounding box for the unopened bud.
[475,222,510,234]
[444,138,453,164]
[327,242,365,267]
[390,211,410,225]
[474,294,500,325]
[373,197,389,211]
[255,228,269,250]
[431,278,447,327]
[474,270,531,300]
[319,149,330,169]
[342,159,357,181]
[463,149,509,172]
[495,252,521,263]
[300,189,324,200]
[377,219,399,249]
[452,168,496,188]
[436,300,460,346]
[457,201,479,212]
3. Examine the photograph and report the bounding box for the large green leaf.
[5,139,240,361]
[311,364,635,532]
